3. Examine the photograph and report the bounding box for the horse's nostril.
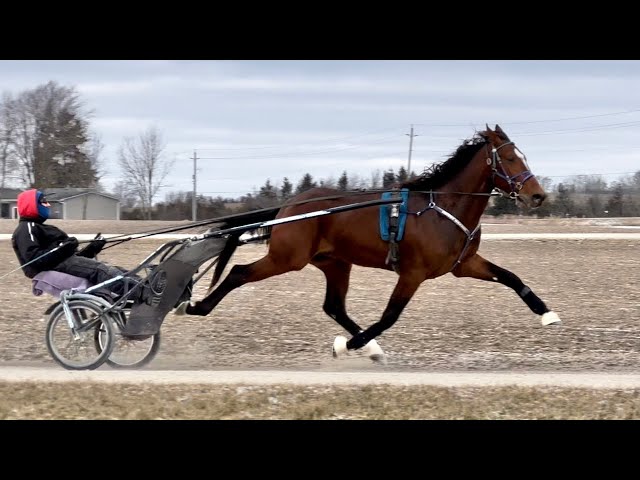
[532,193,546,205]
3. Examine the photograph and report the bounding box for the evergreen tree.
[382,169,396,188]
[396,166,408,183]
[338,170,349,191]
[280,177,293,199]
[259,178,277,200]
[295,173,317,194]
[14,81,97,189]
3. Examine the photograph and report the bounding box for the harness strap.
[429,204,474,237]
[412,192,481,272]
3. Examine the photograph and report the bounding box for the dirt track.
[0,217,639,386]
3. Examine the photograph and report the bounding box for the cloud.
[92,116,157,131]
[4,60,640,199]
[76,75,185,96]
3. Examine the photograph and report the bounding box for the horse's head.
[482,124,546,209]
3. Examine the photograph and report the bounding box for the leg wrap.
[522,289,548,315]
[519,286,531,298]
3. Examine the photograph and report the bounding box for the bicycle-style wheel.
[95,313,161,369]
[45,300,115,370]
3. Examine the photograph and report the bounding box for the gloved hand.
[91,234,107,254]
[76,234,107,259]
[60,237,79,255]
[65,237,79,249]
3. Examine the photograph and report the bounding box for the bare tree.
[370,169,381,189]
[10,92,34,187]
[82,131,105,187]
[319,175,336,189]
[112,180,139,208]
[349,173,368,189]
[0,92,18,190]
[117,126,173,219]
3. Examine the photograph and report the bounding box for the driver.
[11,189,130,297]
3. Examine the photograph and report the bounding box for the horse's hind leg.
[184,254,303,316]
[312,257,385,362]
[312,258,361,335]
[452,253,561,326]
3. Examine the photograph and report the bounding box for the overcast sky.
[1,60,639,199]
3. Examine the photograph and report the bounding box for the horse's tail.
[208,207,279,291]
[209,233,241,291]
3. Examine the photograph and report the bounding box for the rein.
[99,138,527,249]
[0,242,68,282]
[100,189,501,250]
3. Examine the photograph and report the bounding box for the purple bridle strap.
[488,141,535,197]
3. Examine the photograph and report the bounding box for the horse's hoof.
[333,335,348,358]
[541,311,562,326]
[365,339,387,365]
[173,301,191,316]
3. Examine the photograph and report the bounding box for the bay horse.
[175,124,561,363]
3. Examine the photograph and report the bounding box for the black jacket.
[11,219,77,278]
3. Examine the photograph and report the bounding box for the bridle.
[487,140,535,199]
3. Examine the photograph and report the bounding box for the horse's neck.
[439,159,493,229]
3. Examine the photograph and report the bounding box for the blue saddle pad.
[379,188,409,241]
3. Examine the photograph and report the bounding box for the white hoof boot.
[173,301,191,316]
[365,339,387,365]
[541,311,562,326]
[332,335,348,358]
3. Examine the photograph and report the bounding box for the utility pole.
[405,124,418,177]
[192,150,197,221]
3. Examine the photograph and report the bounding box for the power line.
[542,171,638,178]
[193,127,404,152]
[412,108,640,127]
[195,136,402,160]
[516,120,640,136]
[167,110,640,165]
[163,110,640,201]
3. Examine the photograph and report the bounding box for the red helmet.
[17,189,50,220]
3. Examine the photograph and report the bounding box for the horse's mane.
[401,131,490,191]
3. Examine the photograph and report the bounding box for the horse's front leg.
[452,253,561,326]
[332,273,422,363]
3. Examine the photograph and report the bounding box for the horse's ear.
[494,124,510,141]
[485,123,492,132]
